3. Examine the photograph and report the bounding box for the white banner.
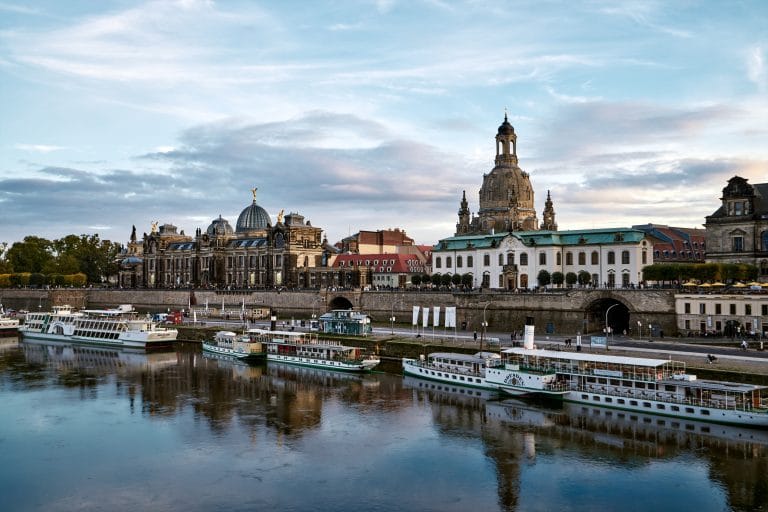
[433,306,440,327]
[412,306,420,326]
[445,307,456,328]
[422,307,429,328]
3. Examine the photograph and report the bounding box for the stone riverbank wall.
[1,287,676,337]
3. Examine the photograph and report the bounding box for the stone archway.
[584,298,630,336]
[329,296,354,310]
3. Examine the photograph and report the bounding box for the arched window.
[566,252,573,265]
[446,256,452,268]
[621,250,630,264]
[539,252,546,265]
[507,253,514,265]
[578,252,586,265]
[607,251,615,264]
[592,251,599,265]
[762,231,768,251]
[556,252,561,265]
[457,256,463,268]
[499,254,504,265]
[467,255,474,267]
[520,253,529,266]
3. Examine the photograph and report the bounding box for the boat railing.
[570,383,768,413]
[405,359,484,378]
[506,360,676,383]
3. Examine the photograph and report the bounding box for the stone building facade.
[118,190,325,289]
[704,176,768,278]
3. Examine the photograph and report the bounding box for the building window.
[566,252,573,265]
[435,257,442,269]
[732,236,744,252]
[498,254,503,266]
[446,257,452,268]
[507,253,514,265]
[578,252,586,265]
[730,304,736,315]
[467,256,473,267]
[715,303,722,314]
[520,253,528,266]
[622,251,630,264]
[622,273,630,286]
[556,252,561,265]
[746,304,752,315]
[591,251,599,265]
[607,273,615,287]
[484,254,490,266]
[539,252,546,265]
[607,251,615,264]
[684,303,690,314]
[699,303,706,314]
[457,256,463,268]
[642,250,647,264]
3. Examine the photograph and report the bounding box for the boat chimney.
[523,316,535,350]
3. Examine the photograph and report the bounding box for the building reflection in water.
[3,337,767,512]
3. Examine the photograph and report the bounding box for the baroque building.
[437,117,651,290]
[456,114,554,235]
[118,189,325,288]
[704,176,768,278]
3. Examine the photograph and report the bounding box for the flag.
[412,306,420,326]
[445,307,456,328]
[433,306,440,327]
[422,307,429,328]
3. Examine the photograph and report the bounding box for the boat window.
[671,406,680,412]
[597,378,607,385]
[635,382,645,389]
[604,397,612,403]
[647,383,656,390]
[656,404,665,410]
[685,408,694,413]
[630,400,638,406]
[581,394,588,400]
[701,410,710,416]
[643,402,651,408]
[665,385,676,392]
[592,396,600,401]
[610,379,620,386]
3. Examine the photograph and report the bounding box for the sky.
[1,0,767,249]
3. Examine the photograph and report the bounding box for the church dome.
[497,113,515,135]
[236,200,270,233]
[207,215,234,236]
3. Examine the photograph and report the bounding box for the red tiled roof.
[331,253,426,273]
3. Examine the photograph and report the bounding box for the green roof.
[433,228,646,252]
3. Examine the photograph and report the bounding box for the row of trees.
[0,273,87,287]
[412,273,474,287]
[640,263,758,284]
[537,270,592,288]
[0,235,121,286]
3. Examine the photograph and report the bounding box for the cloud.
[747,45,766,90]
[14,143,66,153]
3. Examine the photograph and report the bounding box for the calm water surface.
[1,337,766,512]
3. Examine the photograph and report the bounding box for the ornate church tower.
[456,190,471,235]
[476,114,538,232]
[541,190,558,231]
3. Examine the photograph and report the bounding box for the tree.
[537,270,551,288]
[577,270,591,286]
[461,273,473,287]
[552,271,564,287]
[0,242,12,273]
[451,273,462,286]
[6,237,53,273]
[411,274,422,287]
[428,273,438,287]
[441,274,452,287]
[565,272,577,287]
[53,234,121,284]
[420,274,431,285]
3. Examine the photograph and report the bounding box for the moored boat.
[485,324,768,428]
[202,330,267,362]
[402,351,502,390]
[247,328,380,372]
[0,314,20,336]
[19,304,177,349]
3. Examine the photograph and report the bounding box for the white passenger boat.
[202,330,267,362]
[246,328,380,372]
[0,314,19,336]
[19,304,177,349]
[402,351,502,390]
[484,325,768,428]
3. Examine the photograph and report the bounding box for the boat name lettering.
[593,369,623,378]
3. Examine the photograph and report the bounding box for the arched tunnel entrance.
[328,296,354,310]
[585,298,630,336]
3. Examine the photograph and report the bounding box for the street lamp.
[637,320,642,339]
[605,303,619,340]
[390,315,396,334]
[481,303,490,350]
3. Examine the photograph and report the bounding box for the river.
[1,337,766,512]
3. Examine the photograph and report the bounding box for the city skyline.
[1,0,766,247]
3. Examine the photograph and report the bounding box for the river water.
[1,337,766,512]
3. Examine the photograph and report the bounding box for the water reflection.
[1,338,766,512]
